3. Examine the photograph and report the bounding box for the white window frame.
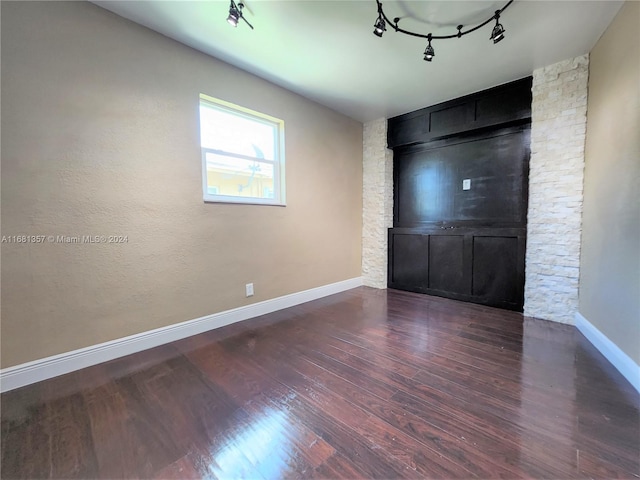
[199,94,286,206]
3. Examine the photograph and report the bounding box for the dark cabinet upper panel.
[429,102,475,137]
[387,77,532,148]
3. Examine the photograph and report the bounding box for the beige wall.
[0,1,363,368]
[580,1,640,365]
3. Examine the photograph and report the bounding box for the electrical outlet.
[245,283,254,297]
[462,179,471,190]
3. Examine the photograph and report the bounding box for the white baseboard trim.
[575,312,640,393]
[0,277,363,393]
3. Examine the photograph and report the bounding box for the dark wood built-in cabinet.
[388,77,532,311]
[389,226,526,310]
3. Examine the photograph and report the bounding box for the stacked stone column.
[362,118,393,288]
[525,55,589,324]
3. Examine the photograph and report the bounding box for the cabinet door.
[428,235,467,294]
[472,236,521,306]
[389,233,429,290]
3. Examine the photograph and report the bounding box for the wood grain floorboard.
[2,287,638,479]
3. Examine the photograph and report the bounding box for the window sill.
[203,196,286,207]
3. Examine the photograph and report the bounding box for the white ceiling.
[92,0,622,122]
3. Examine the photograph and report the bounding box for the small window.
[199,94,285,205]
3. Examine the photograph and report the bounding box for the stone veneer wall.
[362,118,393,288]
[524,55,589,324]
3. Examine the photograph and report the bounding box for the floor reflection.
[212,405,292,479]
[517,317,578,477]
[573,334,640,475]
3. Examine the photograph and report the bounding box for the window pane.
[205,152,275,199]
[200,104,275,160]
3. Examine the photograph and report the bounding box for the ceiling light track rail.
[373,0,513,62]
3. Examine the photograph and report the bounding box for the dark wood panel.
[429,102,475,136]
[429,235,466,294]
[390,233,429,289]
[394,148,453,226]
[394,128,529,228]
[472,236,520,305]
[387,77,532,148]
[387,113,429,148]
[2,288,638,479]
[476,86,533,125]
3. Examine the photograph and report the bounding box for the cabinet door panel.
[391,234,429,289]
[472,236,520,305]
[429,235,466,294]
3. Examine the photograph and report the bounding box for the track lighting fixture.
[373,1,387,37]
[373,0,512,63]
[226,0,254,30]
[423,35,434,62]
[490,12,506,44]
[227,6,240,26]
[373,15,386,37]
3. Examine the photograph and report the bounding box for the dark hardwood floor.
[2,287,639,479]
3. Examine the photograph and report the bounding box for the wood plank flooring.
[2,287,639,479]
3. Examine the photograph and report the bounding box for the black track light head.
[491,23,505,43]
[490,11,505,43]
[423,35,434,62]
[373,16,386,37]
[227,1,241,27]
[227,1,254,30]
